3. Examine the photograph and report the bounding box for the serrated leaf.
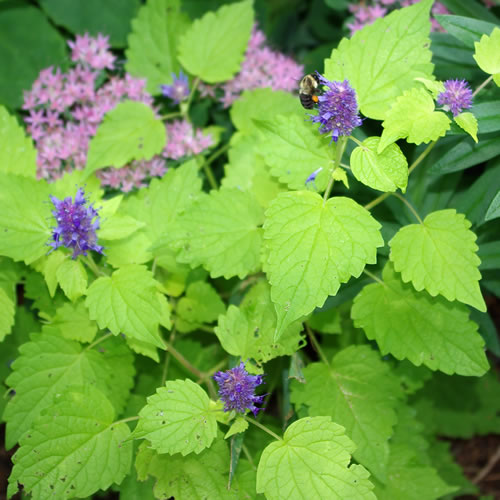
[8,385,132,499]
[168,188,264,279]
[98,213,145,240]
[389,209,486,311]
[56,258,88,302]
[351,136,408,193]
[416,77,445,98]
[290,346,403,481]
[379,88,451,151]
[473,27,500,76]
[0,106,36,178]
[484,190,500,221]
[0,287,15,341]
[264,191,383,338]
[254,114,331,191]
[85,100,166,177]
[40,250,65,296]
[50,300,98,343]
[324,0,434,120]
[125,0,190,94]
[4,333,134,449]
[225,416,248,438]
[215,281,305,366]
[0,174,51,264]
[454,112,478,143]
[178,0,253,83]
[352,264,488,375]
[256,416,376,499]
[132,379,217,455]
[85,264,168,348]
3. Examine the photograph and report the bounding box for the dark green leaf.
[469,308,500,356]
[438,0,499,23]
[435,15,499,48]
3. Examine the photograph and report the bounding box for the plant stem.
[364,192,390,211]
[242,443,256,469]
[323,136,347,203]
[183,77,200,117]
[473,74,493,97]
[391,192,423,224]
[86,332,113,351]
[244,416,282,441]
[348,135,364,147]
[305,324,330,366]
[363,269,384,286]
[83,253,104,277]
[114,416,140,426]
[200,143,230,169]
[203,163,218,190]
[160,111,182,121]
[407,140,436,175]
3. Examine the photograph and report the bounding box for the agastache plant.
[2,1,500,499]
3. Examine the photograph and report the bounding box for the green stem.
[183,77,200,117]
[244,416,282,441]
[160,111,182,121]
[83,253,104,277]
[473,75,493,97]
[114,416,140,426]
[323,136,347,203]
[242,443,256,469]
[363,269,384,286]
[407,141,436,175]
[86,332,113,351]
[200,143,230,169]
[305,324,329,366]
[364,192,390,211]
[348,135,364,147]
[391,192,423,224]
[203,163,218,190]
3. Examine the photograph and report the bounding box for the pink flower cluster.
[23,34,213,192]
[200,26,304,108]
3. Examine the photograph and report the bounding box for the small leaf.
[225,416,248,438]
[352,263,488,375]
[379,88,451,152]
[8,386,132,499]
[56,258,88,302]
[454,112,478,143]
[85,100,166,177]
[484,190,500,221]
[178,0,254,83]
[41,250,65,297]
[389,209,486,311]
[473,26,500,76]
[132,379,217,455]
[125,0,190,94]
[351,136,408,193]
[256,416,376,499]
[51,300,98,343]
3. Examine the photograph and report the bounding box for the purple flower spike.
[213,362,265,416]
[309,73,362,143]
[160,71,190,104]
[437,79,473,117]
[49,187,103,259]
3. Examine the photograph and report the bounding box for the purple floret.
[436,79,473,117]
[160,71,190,104]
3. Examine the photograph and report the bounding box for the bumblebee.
[299,73,320,109]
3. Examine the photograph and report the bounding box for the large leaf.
[324,0,434,120]
[256,416,376,499]
[473,27,500,77]
[435,15,499,48]
[352,264,488,376]
[8,386,132,499]
[125,0,190,94]
[290,346,403,481]
[178,0,254,83]
[389,209,486,311]
[264,191,383,338]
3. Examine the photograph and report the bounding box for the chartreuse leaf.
[254,114,331,191]
[290,346,403,481]
[473,27,500,79]
[85,100,166,177]
[351,136,408,193]
[352,264,488,376]
[485,191,500,221]
[0,106,36,178]
[4,333,134,449]
[454,112,478,142]
[56,258,88,302]
[135,437,240,499]
[225,415,248,438]
[125,0,189,94]
[264,192,383,339]
[0,174,51,264]
[168,188,264,279]
[131,379,217,455]
[8,385,132,500]
[50,300,98,343]
[0,287,14,341]
[215,280,305,367]
[178,0,253,83]
[389,209,486,312]
[324,0,434,120]
[379,88,451,152]
[40,250,65,296]
[85,264,169,348]
[256,416,376,499]
[98,213,145,240]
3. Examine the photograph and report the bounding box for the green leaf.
[214,280,305,367]
[4,333,134,449]
[0,3,67,109]
[40,251,65,296]
[352,264,488,376]
[98,213,145,240]
[0,106,36,178]
[0,174,51,264]
[474,27,500,76]
[125,0,190,94]
[178,0,254,83]
[389,209,486,311]
[351,136,408,193]
[39,0,140,47]
[256,416,376,499]
[379,88,451,151]
[230,89,302,135]
[307,307,341,334]
[225,416,248,438]
[85,100,166,177]
[454,112,478,142]
[132,379,217,455]
[324,0,434,120]
[434,14,499,48]
[254,114,331,191]
[0,286,15,341]
[85,265,169,348]
[50,300,98,343]
[290,346,403,481]
[56,258,88,302]
[485,190,500,221]
[168,188,264,279]
[8,385,132,499]
[264,191,383,338]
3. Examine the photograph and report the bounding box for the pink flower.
[163,120,213,160]
[68,33,116,70]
